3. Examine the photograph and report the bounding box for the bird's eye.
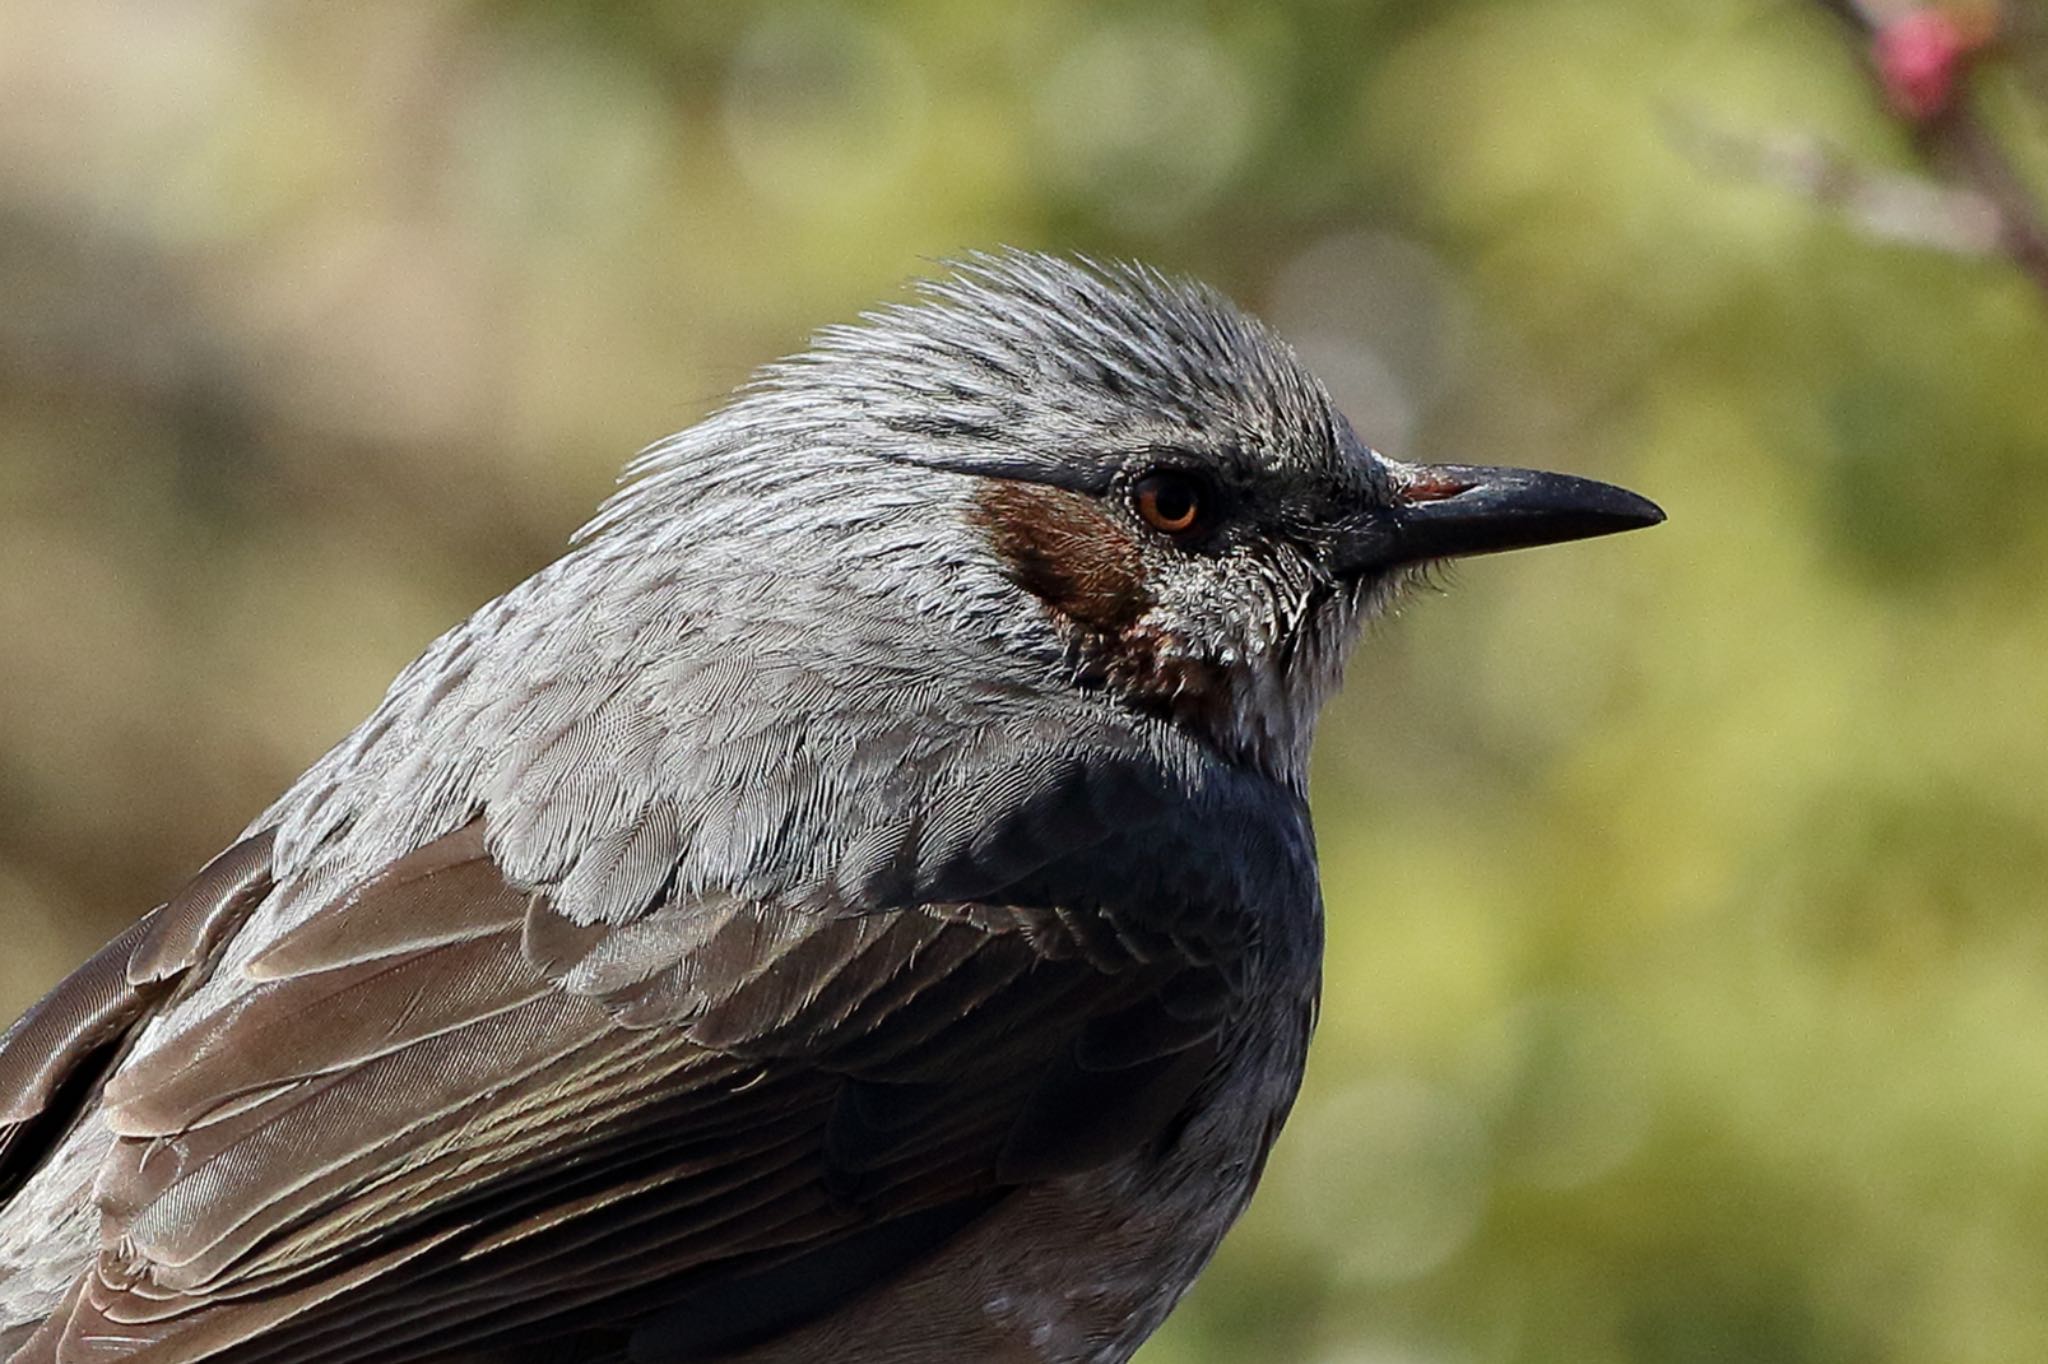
[1133,471,1207,536]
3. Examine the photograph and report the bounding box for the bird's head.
[589,252,1661,791]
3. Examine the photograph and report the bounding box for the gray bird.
[0,252,1660,1364]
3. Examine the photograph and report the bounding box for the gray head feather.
[585,251,1372,525]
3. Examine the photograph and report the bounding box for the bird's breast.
[721,972,1317,1364]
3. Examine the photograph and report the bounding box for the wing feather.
[14,803,1237,1364]
[0,833,276,1204]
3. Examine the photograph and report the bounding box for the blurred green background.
[3,3,2047,1362]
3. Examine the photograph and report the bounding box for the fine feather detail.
[7,819,1240,1364]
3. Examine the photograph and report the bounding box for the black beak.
[1341,462,1664,574]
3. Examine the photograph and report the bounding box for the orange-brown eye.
[1133,472,1205,535]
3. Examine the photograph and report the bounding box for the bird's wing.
[2,816,1235,1364]
[0,831,277,1203]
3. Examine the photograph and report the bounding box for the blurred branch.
[1670,110,2006,255]
[1810,1,2048,301]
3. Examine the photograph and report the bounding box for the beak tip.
[1606,488,1667,532]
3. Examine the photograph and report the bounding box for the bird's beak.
[1339,462,1665,574]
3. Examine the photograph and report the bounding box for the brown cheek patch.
[972,481,1232,739]
[973,481,1151,634]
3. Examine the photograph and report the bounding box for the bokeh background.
[4,3,2047,1361]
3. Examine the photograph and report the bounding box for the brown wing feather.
[0,912,159,1199]
[0,832,276,1202]
[16,820,1230,1364]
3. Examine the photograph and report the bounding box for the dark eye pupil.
[1153,481,1193,522]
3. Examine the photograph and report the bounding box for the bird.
[0,251,1661,1364]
